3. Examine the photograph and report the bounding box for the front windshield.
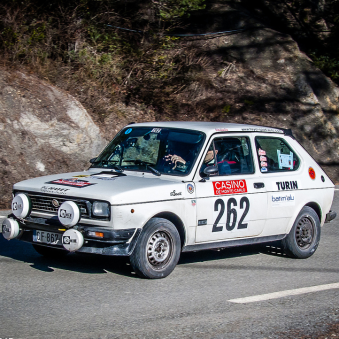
[91,127,205,176]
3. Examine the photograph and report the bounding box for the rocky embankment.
[0,70,107,208]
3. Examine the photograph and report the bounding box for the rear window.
[255,137,300,173]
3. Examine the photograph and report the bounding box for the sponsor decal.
[59,209,72,219]
[151,128,162,133]
[271,193,295,206]
[125,128,132,134]
[12,201,22,211]
[260,161,268,167]
[191,200,196,206]
[309,167,316,180]
[187,183,194,194]
[63,236,71,244]
[46,178,96,188]
[213,179,247,195]
[41,186,70,195]
[258,148,266,156]
[215,128,228,132]
[198,219,207,226]
[62,236,77,244]
[73,175,90,178]
[260,156,267,161]
[261,167,268,172]
[276,181,298,190]
[242,128,283,133]
[170,190,182,197]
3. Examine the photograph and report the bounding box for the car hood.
[13,170,190,205]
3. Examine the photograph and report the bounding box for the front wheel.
[130,218,181,279]
[281,206,321,259]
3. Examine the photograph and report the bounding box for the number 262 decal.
[212,197,250,232]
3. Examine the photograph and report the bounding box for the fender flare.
[285,201,322,234]
[143,211,187,248]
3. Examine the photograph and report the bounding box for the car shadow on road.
[0,237,136,278]
[178,241,287,265]
[0,236,272,277]
[2,237,338,278]
[179,245,262,265]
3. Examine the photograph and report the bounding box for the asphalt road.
[0,192,339,339]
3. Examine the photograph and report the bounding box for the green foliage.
[0,0,211,119]
[222,105,231,114]
[310,52,339,79]
[155,0,206,21]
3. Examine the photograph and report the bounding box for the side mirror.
[89,158,97,164]
[203,166,218,176]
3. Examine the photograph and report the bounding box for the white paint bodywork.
[13,122,335,249]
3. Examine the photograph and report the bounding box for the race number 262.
[212,197,250,232]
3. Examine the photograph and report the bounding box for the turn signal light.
[88,231,104,238]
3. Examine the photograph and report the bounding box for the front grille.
[28,194,90,217]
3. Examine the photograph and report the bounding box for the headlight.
[92,201,110,217]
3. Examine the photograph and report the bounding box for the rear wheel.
[32,244,68,258]
[281,206,321,259]
[130,218,181,279]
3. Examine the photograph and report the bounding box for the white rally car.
[2,122,337,278]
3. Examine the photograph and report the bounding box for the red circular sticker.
[309,167,316,180]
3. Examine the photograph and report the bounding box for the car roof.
[127,121,291,138]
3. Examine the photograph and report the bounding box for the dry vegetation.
[0,0,214,123]
[1,0,338,124]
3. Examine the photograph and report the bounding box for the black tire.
[281,206,321,259]
[32,244,68,258]
[130,218,181,279]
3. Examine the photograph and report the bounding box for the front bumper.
[5,214,141,256]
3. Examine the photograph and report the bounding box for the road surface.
[0,192,338,339]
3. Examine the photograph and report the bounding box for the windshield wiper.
[125,160,161,176]
[111,164,124,172]
[91,160,124,172]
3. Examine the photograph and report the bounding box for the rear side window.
[255,137,300,173]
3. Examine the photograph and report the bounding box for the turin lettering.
[276,181,298,190]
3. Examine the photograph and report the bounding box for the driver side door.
[194,135,268,243]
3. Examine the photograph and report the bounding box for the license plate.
[33,230,62,246]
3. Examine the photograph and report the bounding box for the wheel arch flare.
[286,201,322,234]
[153,211,186,248]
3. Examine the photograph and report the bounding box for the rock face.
[171,3,339,182]
[0,70,108,208]
[216,25,339,173]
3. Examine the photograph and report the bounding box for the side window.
[255,137,300,173]
[200,136,254,176]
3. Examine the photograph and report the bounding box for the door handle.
[254,182,265,189]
